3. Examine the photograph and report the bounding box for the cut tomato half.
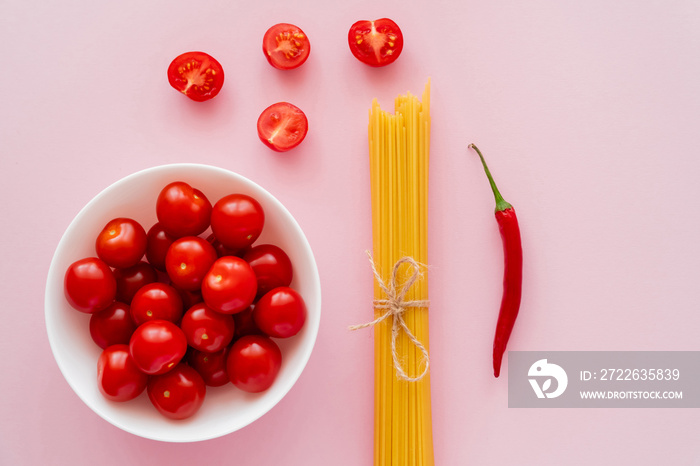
[262,23,310,70]
[348,18,403,67]
[256,102,308,152]
[167,51,224,102]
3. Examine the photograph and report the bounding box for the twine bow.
[350,251,430,382]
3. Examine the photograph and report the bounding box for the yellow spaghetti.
[368,80,433,466]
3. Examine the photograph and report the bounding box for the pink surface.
[1,0,699,464]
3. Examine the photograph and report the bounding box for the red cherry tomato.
[156,182,212,238]
[262,23,311,70]
[64,257,116,314]
[243,244,293,298]
[95,218,147,269]
[147,364,206,420]
[210,194,264,250]
[129,320,187,375]
[89,302,137,349]
[173,285,203,310]
[97,345,148,402]
[206,233,244,258]
[165,236,218,291]
[227,335,282,393]
[180,303,235,353]
[188,348,230,387]
[130,283,184,326]
[145,223,176,272]
[233,306,263,338]
[167,51,224,102]
[202,257,257,314]
[253,287,306,338]
[113,261,158,304]
[256,102,308,152]
[348,18,404,67]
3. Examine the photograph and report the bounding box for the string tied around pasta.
[350,251,430,382]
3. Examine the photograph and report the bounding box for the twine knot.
[350,251,430,382]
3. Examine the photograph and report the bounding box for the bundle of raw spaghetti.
[355,80,433,465]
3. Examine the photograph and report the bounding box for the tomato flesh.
[262,23,310,70]
[257,102,308,152]
[348,18,404,67]
[167,51,224,102]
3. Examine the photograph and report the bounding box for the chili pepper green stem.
[468,144,512,212]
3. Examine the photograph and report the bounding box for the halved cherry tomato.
[180,303,235,353]
[95,218,147,269]
[348,18,404,67]
[129,320,187,375]
[210,194,265,250]
[201,257,257,314]
[167,51,224,102]
[256,102,308,152]
[113,261,158,304]
[188,347,230,387]
[253,287,306,338]
[262,23,310,70]
[147,363,206,420]
[243,244,293,298]
[89,302,137,349]
[227,335,282,393]
[130,283,184,326]
[165,236,218,291]
[97,345,148,402]
[156,181,212,238]
[64,257,116,314]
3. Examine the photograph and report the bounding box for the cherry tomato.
[227,335,282,393]
[95,218,147,269]
[174,285,203,310]
[348,18,404,67]
[113,261,158,304]
[256,102,308,152]
[97,345,148,402]
[148,364,206,420]
[206,233,244,258]
[64,257,116,314]
[188,348,229,387]
[129,320,187,375]
[233,306,263,338]
[130,283,184,325]
[210,194,264,250]
[167,51,224,102]
[202,257,257,314]
[262,23,311,70]
[145,223,176,272]
[253,287,306,338]
[165,236,218,291]
[89,302,137,349]
[156,182,212,238]
[180,303,235,353]
[243,244,293,298]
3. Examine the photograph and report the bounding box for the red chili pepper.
[469,144,523,378]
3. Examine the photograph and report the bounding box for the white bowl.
[45,164,321,442]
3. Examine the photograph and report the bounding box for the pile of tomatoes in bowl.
[49,166,319,434]
[65,181,307,419]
